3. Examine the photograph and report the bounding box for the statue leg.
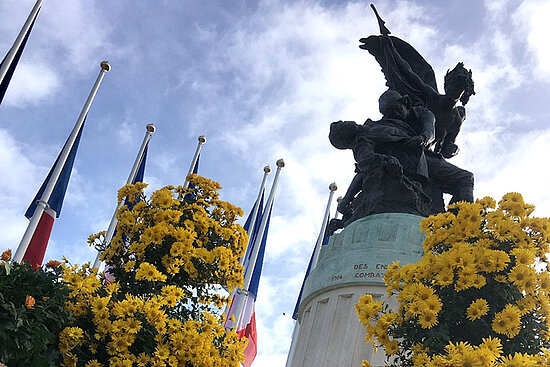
[338,173,363,217]
[426,156,474,204]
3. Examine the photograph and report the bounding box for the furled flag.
[103,144,149,282]
[124,145,148,208]
[292,215,330,320]
[225,196,269,367]
[184,153,200,202]
[240,191,264,270]
[22,118,85,268]
[0,5,41,106]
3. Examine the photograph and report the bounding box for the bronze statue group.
[329,6,476,231]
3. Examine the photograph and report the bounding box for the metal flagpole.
[311,182,337,270]
[286,184,337,367]
[14,61,110,263]
[239,165,271,266]
[223,165,271,320]
[233,158,284,327]
[183,135,206,189]
[0,0,43,87]
[93,123,155,269]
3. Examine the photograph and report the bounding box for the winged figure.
[359,33,475,158]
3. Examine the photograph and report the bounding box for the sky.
[2,0,550,365]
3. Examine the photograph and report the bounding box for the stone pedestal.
[287,213,424,367]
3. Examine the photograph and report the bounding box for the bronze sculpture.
[329,5,475,231]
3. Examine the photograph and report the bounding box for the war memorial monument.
[286,5,476,366]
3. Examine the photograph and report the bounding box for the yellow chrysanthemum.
[466,298,489,321]
[135,262,167,282]
[492,304,521,338]
[418,311,438,329]
[481,336,502,355]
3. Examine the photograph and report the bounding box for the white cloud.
[0,129,41,250]
[0,0,114,107]
[2,62,60,107]
[38,1,113,72]
[474,131,550,216]
[513,0,550,79]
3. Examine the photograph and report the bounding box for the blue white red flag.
[0,6,40,106]
[22,117,85,268]
[225,197,270,367]
[241,191,264,270]
[104,143,149,282]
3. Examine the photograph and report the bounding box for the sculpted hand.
[441,142,459,158]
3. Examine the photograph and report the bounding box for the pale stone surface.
[287,213,424,367]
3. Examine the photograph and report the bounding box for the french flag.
[0,0,41,106]
[226,196,271,367]
[22,119,85,268]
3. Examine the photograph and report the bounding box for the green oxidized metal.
[300,213,425,310]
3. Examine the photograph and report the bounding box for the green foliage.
[0,261,70,367]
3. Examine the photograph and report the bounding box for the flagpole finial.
[329,182,338,191]
[264,165,271,174]
[146,123,155,133]
[100,61,111,72]
[276,158,285,168]
[336,196,343,204]
[198,135,206,144]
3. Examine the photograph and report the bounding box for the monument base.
[287,213,424,367]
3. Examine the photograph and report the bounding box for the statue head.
[444,62,475,105]
[379,90,410,119]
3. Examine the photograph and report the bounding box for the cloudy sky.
[2,0,550,365]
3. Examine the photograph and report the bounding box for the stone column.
[287,213,424,367]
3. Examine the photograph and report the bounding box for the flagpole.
[93,123,155,269]
[223,165,271,320]
[183,135,206,189]
[0,0,43,87]
[233,158,284,326]
[240,165,271,266]
[286,184,337,367]
[14,61,110,263]
[311,182,337,270]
